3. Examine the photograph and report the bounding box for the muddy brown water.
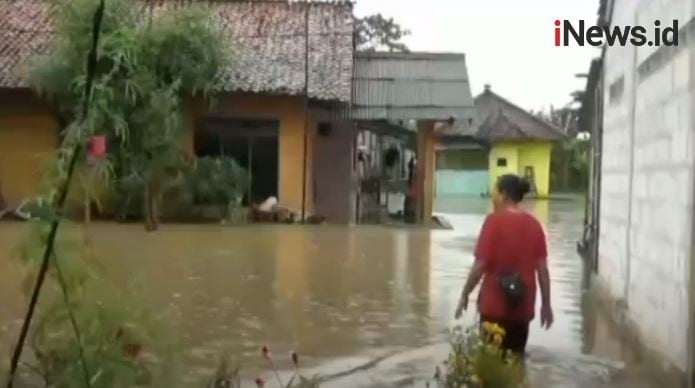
[0,197,657,387]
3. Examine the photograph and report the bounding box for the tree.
[31,0,230,231]
[354,14,410,52]
[534,106,579,136]
[534,106,589,192]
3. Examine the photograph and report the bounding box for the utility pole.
[300,2,309,223]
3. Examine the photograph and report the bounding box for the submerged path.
[0,196,658,387]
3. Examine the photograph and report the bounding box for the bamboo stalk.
[5,1,105,386]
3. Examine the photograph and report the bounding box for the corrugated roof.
[0,0,354,102]
[474,87,565,142]
[351,51,479,123]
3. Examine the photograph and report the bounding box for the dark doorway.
[250,136,279,203]
[195,118,279,206]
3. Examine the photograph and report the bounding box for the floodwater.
[0,197,657,387]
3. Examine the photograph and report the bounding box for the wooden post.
[0,181,6,215]
[415,121,436,225]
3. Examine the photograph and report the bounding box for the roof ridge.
[149,0,354,5]
[489,107,526,138]
[481,89,564,136]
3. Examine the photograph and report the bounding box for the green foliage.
[31,0,231,220]
[80,157,116,213]
[30,274,181,388]
[189,157,249,207]
[112,176,145,221]
[15,221,182,388]
[10,0,229,385]
[551,137,590,193]
[354,14,410,52]
[437,323,523,388]
[532,105,589,193]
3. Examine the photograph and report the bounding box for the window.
[496,158,507,167]
[317,123,331,137]
[609,76,624,104]
[195,118,279,205]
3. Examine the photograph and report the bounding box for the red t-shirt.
[475,210,548,322]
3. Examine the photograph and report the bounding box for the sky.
[354,0,601,112]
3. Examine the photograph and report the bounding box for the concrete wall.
[313,121,356,223]
[435,148,489,197]
[435,170,489,196]
[598,0,695,373]
[436,149,488,170]
[489,141,553,197]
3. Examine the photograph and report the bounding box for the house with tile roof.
[0,0,354,220]
[0,0,479,225]
[474,85,565,197]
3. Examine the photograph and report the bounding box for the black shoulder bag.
[498,272,527,308]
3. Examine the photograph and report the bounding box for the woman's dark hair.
[496,174,531,203]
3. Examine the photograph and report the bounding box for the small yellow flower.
[490,323,505,335]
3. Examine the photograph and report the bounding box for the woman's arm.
[455,261,484,318]
[537,261,551,308]
[463,261,484,296]
[455,215,494,319]
[537,260,553,328]
[535,221,553,329]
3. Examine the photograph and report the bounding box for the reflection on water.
[0,196,655,387]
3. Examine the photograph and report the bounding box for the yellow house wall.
[0,94,58,208]
[489,141,553,197]
[517,141,552,197]
[489,143,519,192]
[185,94,314,214]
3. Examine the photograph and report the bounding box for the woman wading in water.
[455,174,553,356]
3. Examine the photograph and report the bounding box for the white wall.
[598,0,695,371]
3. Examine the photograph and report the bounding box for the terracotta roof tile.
[0,0,354,102]
[0,0,55,88]
[474,89,565,142]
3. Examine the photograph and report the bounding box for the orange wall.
[0,91,316,215]
[0,105,58,209]
[186,94,315,214]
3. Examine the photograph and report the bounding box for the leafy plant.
[6,0,227,385]
[30,0,231,230]
[436,322,524,388]
[13,219,181,388]
[9,219,180,388]
[354,14,410,52]
[205,347,320,388]
[550,137,590,192]
[188,157,249,209]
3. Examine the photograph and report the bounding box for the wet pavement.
[0,196,658,387]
